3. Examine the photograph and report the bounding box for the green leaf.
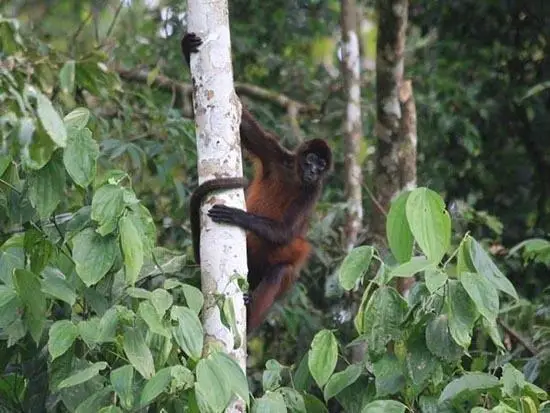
[13,269,46,344]
[171,306,203,361]
[304,394,329,413]
[196,357,232,412]
[77,317,101,347]
[361,400,407,413]
[362,286,407,356]
[99,406,123,413]
[36,91,67,147]
[126,204,156,257]
[425,269,448,294]
[91,184,125,236]
[24,126,56,170]
[405,330,440,393]
[59,60,76,94]
[119,215,144,285]
[481,317,504,350]
[372,354,405,397]
[438,372,500,403]
[501,363,526,398]
[139,367,172,406]
[75,386,113,413]
[386,191,413,263]
[150,289,173,316]
[64,107,90,131]
[263,359,283,392]
[460,271,499,322]
[27,154,65,218]
[63,127,99,187]
[469,238,518,300]
[110,365,134,410]
[40,273,77,306]
[252,391,287,413]
[279,387,307,413]
[72,228,117,287]
[211,351,250,406]
[323,363,362,401]
[405,187,451,264]
[390,256,434,278]
[308,329,338,388]
[338,246,374,290]
[138,300,170,337]
[181,284,204,315]
[446,280,478,349]
[123,327,155,379]
[57,361,108,389]
[48,320,78,360]
[425,315,463,362]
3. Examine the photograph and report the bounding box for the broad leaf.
[196,357,232,412]
[460,271,499,322]
[323,364,362,401]
[91,184,125,236]
[40,273,76,305]
[119,215,144,285]
[48,320,78,360]
[361,400,407,413]
[57,362,108,389]
[406,187,451,264]
[338,246,374,290]
[59,60,76,94]
[27,154,65,218]
[171,306,203,360]
[63,127,99,187]
[139,367,172,406]
[72,228,117,287]
[425,315,463,362]
[36,91,67,147]
[138,300,170,337]
[446,280,478,349]
[469,238,518,300]
[64,107,90,131]
[123,327,155,379]
[308,329,338,388]
[386,191,413,263]
[372,354,405,397]
[438,372,500,403]
[13,269,46,343]
[252,391,287,413]
[390,256,434,278]
[181,284,203,315]
[110,365,134,410]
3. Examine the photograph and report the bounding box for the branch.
[497,318,538,356]
[114,67,318,114]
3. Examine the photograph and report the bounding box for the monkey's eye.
[306,152,316,164]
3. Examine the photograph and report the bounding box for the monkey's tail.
[190,177,248,264]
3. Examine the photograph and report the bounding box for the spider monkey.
[182,33,332,332]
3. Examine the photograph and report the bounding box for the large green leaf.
[308,329,338,389]
[138,300,170,337]
[361,400,407,413]
[469,238,518,300]
[123,327,155,379]
[119,215,144,285]
[40,273,76,306]
[13,268,46,344]
[139,367,172,407]
[59,60,76,95]
[48,320,78,360]
[372,354,404,397]
[425,315,463,362]
[211,351,250,406]
[405,188,451,264]
[57,362,108,389]
[252,391,287,413]
[446,280,478,349]
[438,372,500,403]
[390,256,434,278]
[110,365,134,410]
[64,107,90,131]
[72,228,117,287]
[386,191,413,263]
[36,91,67,147]
[171,306,203,361]
[27,154,66,219]
[196,357,232,412]
[63,127,99,187]
[460,271,499,322]
[338,246,374,290]
[91,184,125,236]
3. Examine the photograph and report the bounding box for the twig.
[497,318,538,355]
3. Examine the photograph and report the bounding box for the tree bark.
[186,1,248,411]
[341,0,364,252]
[373,0,417,296]
[372,0,409,246]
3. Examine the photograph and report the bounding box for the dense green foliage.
[1,0,550,411]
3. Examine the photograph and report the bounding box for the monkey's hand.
[207,204,244,226]
[181,33,203,67]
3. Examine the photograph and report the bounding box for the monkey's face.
[299,151,328,185]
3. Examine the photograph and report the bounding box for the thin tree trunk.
[372,0,409,246]
[341,0,364,252]
[186,1,248,410]
[373,0,417,297]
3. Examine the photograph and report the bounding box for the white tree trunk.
[341,0,364,252]
[187,1,248,410]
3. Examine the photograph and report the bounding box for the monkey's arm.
[181,33,292,167]
[207,204,303,245]
[190,178,248,264]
